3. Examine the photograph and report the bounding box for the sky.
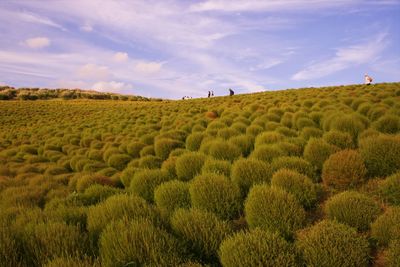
[0,0,399,99]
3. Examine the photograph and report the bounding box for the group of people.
[207,91,214,98]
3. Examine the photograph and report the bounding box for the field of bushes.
[0,82,399,266]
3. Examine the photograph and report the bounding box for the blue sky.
[0,0,399,99]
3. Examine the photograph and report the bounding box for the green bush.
[175,152,206,181]
[201,158,231,177]
[189,173,241,220]
[170,208,232,261]
[120,166,140,188]
[329,114,367,142]
[154,138,184,160]
[100,218,183,267]
[324,191,381,231]
[271,169,317,209]
[87,194,159,239]
[301,127,323,140]
[250,144,285,162]
[372,114,400,134]
[44,256,99,267]
[138,155,163,169]
[323,130,354,149]
[139,145,155,157]
[386,238,400,267]
[303,138,338,172]
[244,185,305,239]
[219,229,301,267]
[0,221,20,267]
[186,132,206,151]
[228,134,254,157]
[217,128,240,139]
[231,158,272,196]
[208,140,242,161]
[378,172,400,205]
[359,135,400,177]
[322,150,367,190]
[296,117,316,130]
[126,141,146,158]
[130,169,172,202]
[371,207,400,246]
[246,124,264,136]
[107,154,131,171]
[296,220,370,267]
[271,156,316,182]
[255,131,285,147]
[154,180,191,217]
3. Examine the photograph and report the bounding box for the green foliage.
[189,173,241,220]
[201,158,231,177]
[175,152,206,181]
[0,220,20,267]
[228,134,254,157]
[296,220,370,267]
[244,185,305,239]
[371,207,400,247]
[386,238,400,267]
[250,144,285,162]
[271,156,316,181]
[186,132,206,151]
[100,218,183,267]
[154,138,184,160]
[372,114,400,134]
[271,169,317,209]
[255,131,285,147]
[208,140,242,161]
[329,114,367,142]
[219,229,301,267]
[323,130,354,149]
[126,141,146,158]
[170,208,232,261]
[107,153,131,171]
[138,155,163,169]
[378,172,400,205]
[129,169,172,202]
[231,158,272,196]
[359,135,400,177]
[154,180,191,217]
[324,191,381,231]
[322,150,367,190]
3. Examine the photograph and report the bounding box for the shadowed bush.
[296,220,370,267]
[154,138,184,160]
[176,152,206,181]
[323,130,354,149]
[44,256,100,267]
[271,169,317,209]
[329,114,367,142]
[372,114,400,134]
[244,185,305,239]
[219,229,301,267]
[303,138,338,172]
[371,207,400,247]
[100,218,183,267]
[359,135,400,177]
[386,238,400,267]
[322,150,367,190]
[126,141,146,158]
[170,208,232,262]
[301,127,323,140]
[378,172,400,205]
[130,169,172,202]
[189,173,241,220]
[324,191,381,231]
[154,180,191,217]
[138,155,163,169]
[107,153,131,171]
[0,220,20,267]
[271,156,316,182]
[201,158,231,177]
[231,158,272,196]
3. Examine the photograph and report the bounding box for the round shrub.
[138,155,163,169]
[81,184,121,206]
[246,124,264,137]
[175,152,206,181]
[154,138,184,160]
[219,229,300,267]
[139,145,155,157]
[330,114,366,141]
[231,158,272,196]
[296,117,316,130]
[324,191,381,231]
[170,208,232,261]
[301,127,323,140]
[208,140,241,161]
[217,128,240,139]
[271,169,317,209]
[100,218,182,267]
[0,222,20,267]
[107,154,131,171]
[371,207,400,246]
[359,135,400,177]
[255,131,285,147]
[378,172,400,205]
[201,158,231,177]
[228,135,254,157]
[271,156,316,182]
[130,169,172,202]
[250,144,285,163]
[323,130,354,149]
[244,185,305,238]
[126,141,146,158]
[322,150,367,190]
[372,114,400,134]
[386,238,400,267]
[186,132,206,151]
[296,220,370,267]
[154,180,191,217]
[87,194,159,239]
[120,167,140,188]
[303,138,338,172]
[76,174,115,193]
[189,173,241,220]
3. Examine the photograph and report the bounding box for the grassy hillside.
[0,82,399,266]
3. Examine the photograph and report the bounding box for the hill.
[0,85,155,101]
[0,82,399,266]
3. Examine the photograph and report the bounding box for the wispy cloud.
[24,37,51,49]
[292,33,388,80]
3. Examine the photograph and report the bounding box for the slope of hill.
[0,85,154,101]
[0,82,399,266]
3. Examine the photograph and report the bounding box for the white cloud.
[78,63,110,81]
[92,81,132,93]
[80,23,93,32]
[292,33,388,80]
[113,52,129,62]
[18,12,66,31]
[134,61,164,74]
[25,37,51,49]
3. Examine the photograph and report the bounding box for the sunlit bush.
[371,207,400,247]
[378,172,400,205]
[130,169,172,202]
[154,180,191,217]
[175,152,206,181]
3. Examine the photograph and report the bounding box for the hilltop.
[0,82,399,266]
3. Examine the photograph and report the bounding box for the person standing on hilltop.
[229,88,234,96]
[208,91,211,98]
[365,74,373,85]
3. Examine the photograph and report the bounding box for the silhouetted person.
[229,88,234,96]
[208,91,211,98]
[211,91,214,97]
[365,74,373,85]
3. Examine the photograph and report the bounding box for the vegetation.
[0,82,399,265]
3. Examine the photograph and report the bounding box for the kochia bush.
[378,172,400,205]
[129,169,172,202]
[371,207,400,247]
[154,180,191,217]
[175,152,206,181]
[303,138,338,172]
